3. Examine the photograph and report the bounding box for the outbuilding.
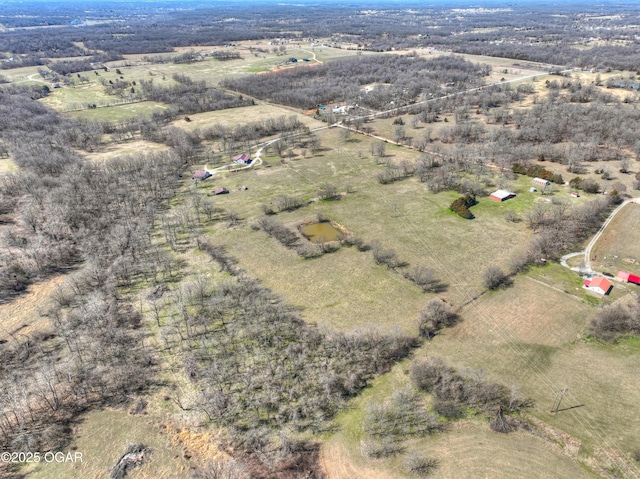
[214,187,229,195]
[617,271,640,285]
[192,170,211,181]
[583,276,613,295]
[533,177,551,187]
[233,153,251,165]
[489,189,516,202]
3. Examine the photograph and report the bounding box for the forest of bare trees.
[223,55,490,110]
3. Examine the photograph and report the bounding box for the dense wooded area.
[223,55,489,110]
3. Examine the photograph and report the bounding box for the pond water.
[301,222,344,243]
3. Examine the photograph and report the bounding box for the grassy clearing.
[591,202,640,277]
[68,101,166,121]
[22,410,191,479]
[322,358,599,479]
[271,224,640,477]
[0,157,17,173]
[210,228,426,334]
[171,102,325,133]
[79,140,170,163]
[0,274,65,340]
[0,65,46,82]
[111,44,377,86]
[39,83,125,112]
[203,128,533,312]
[423,276,640,465]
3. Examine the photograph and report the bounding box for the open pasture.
[79,139,170,163]
[591,202,640,277]
[203,128,533,326]
[321,358,600,479]
[425,276,640,463]
[68,100,166,121]
[171,102,325,133]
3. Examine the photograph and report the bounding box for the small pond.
[301,222,344,243]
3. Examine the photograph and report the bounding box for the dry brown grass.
[22,410,193,479]
[591,202,640,276]
[321,358,600,479]
[172,102,325,133]
[0,157,17,173]
[79,139,170,163]
[0,274,64,340]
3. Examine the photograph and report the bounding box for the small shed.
[617,271,640,285]
[583,276,613,295]
[233,153,251,165]
[214,187,229,195]
[192,170,211,180]
[489,189,516,202]
[533,177,551,187]
[571,192,580,198]
[529,187,537,193]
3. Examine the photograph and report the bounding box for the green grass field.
[202,128,533,310]
[320,272,640,478]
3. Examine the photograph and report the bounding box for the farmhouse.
[583,276,613,295]
[233,153,251,165]
[533,177,551,187]
[489,189,516,202]
[192,170,211,181]
[214,187,229,195]
[617,271,640,285]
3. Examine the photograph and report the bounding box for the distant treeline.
[2,2,640,73]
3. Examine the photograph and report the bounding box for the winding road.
[560,198,640,276]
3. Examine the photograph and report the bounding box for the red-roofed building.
[192,170,211,180]
[214,187,229,195]
[233,153,251,165]
[617,271,640,285]
[489,189,516,202]
[583,276,613,295]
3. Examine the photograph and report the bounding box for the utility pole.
[550,388,568,414]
